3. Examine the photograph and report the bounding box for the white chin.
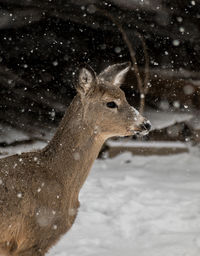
[130,130,149,136]
[140,130,149,135]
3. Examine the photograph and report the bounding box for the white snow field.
[47,150,200,256]
[1,142,200,256]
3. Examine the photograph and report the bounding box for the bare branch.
[135,32,150,95]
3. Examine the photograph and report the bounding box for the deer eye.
[106,101,118,108]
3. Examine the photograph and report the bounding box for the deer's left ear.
[76,65,96,95]
[98,62,131,87]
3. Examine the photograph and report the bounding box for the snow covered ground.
[48,149,200,256]
[2,142,200,256]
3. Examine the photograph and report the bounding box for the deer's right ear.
[76,66,96,95]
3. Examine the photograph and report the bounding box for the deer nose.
[140,120,151,131]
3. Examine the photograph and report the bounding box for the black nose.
[141,120,151,131]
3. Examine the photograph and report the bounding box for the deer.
[0,62,151,256]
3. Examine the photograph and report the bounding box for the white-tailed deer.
[0,62,151,256]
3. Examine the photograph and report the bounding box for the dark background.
[0,0,200,144]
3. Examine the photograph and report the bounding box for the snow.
[0,124,30,144]
[2,140,200,255]
[46,150,200,256]
[145,109,193,130]
[110,0,164,12]
[148,67,200,81]
[107,140,187,148]
[0,141,46,158]
[172,39,180,46]
[186,112,200,130]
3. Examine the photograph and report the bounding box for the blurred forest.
[0,0,200,150]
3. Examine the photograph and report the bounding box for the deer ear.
[76,65,96,95]
[98,62,131,87]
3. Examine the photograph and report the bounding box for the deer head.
[76,62,151,140]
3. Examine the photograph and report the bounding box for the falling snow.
[172,39,180,46]
[0,1,200,255]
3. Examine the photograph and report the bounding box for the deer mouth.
[136,129,150,136]
[128,129,149,136]
[127,120,151,136]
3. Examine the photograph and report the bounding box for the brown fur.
[0,63,150,256]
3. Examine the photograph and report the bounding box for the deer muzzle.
[127,114,151,136]
[138,119,151,135]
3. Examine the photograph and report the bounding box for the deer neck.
[42,94,105,192]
